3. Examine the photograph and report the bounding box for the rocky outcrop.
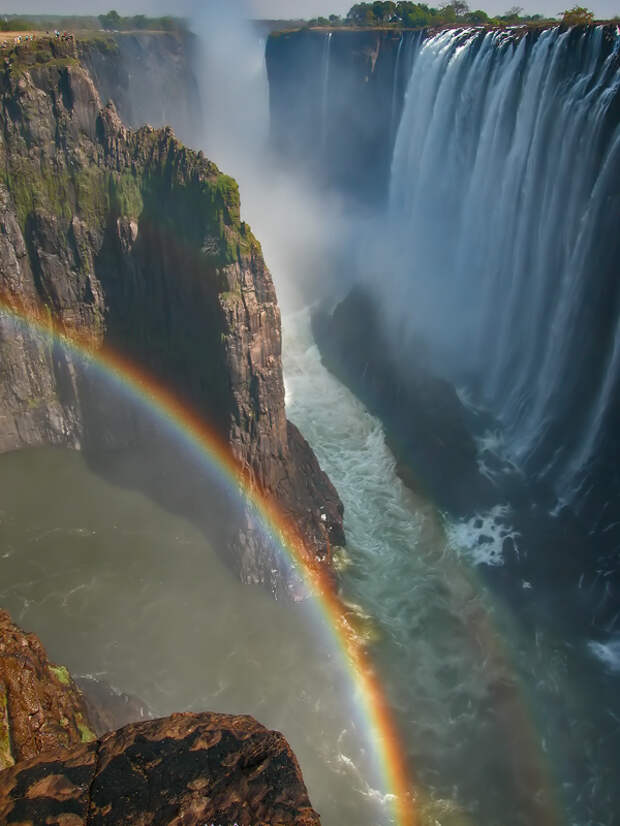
[0,711,321,826]
[0,610,95,772]
[0,612,321,824]
[0,37,344,593]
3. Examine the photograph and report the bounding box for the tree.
[131,14,148,29]
[466,8,491,21]
[373,1,397,21]
[560,4,594,23]
[347,3,377,25]
[502,5,523,18]
[440,0,471,17]
[98,10,121,30]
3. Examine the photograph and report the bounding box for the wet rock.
[0,611,95,771]
[0,712,322,826]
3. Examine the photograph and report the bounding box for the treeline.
[97,11,186,32]
[307,2,606,28]
[0,12,186,33]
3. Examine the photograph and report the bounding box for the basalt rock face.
[266,29,414,203]
[0,610,95,772]
[0,38,344,592]
[79,31,202,146]
[0,712,321,826]
[313,288,497,516]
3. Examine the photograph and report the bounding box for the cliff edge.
[0,36,344,593]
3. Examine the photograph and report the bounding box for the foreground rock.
[0,36,344,593]
[0,612,321,824]
[0,711,321,825]
[0,610,95,771]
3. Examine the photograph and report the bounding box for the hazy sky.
[2,0,619,23]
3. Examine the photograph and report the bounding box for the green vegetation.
[76,713,96,743]
[303,1,607,28]
[342,1,549,26]
[0,11,186,34]
[48,664,71,685]
[561,4,595,23]
[98,10,186,33]
[110,171,144,220]
[0,684,14,771]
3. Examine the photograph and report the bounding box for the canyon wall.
[0,36,344,594]
[267,28,414,203]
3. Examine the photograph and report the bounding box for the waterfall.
[321,32,333,150]
[389,35,404,146]
[388,25,620,507]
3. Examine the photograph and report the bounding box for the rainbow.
[0,296,417,826]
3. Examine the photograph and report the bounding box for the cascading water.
[388,26,620,513]
[321,32,333,149]
[389,35,404,145]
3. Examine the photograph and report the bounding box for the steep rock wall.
[266,29,411,203]
[0,38,344,593]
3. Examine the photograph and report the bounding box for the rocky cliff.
[0,611,321,824]
[0,36,344,593]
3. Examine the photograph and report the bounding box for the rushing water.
[321,32,333,150]
[283,308,620,826]
[388,26,620,510]
[1,311,618,825]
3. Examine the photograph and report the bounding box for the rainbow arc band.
[0,296,417,826]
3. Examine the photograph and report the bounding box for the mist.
[190,1,360,310]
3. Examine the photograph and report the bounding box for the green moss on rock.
[110,171,144,219]
[48,664,71,686]
[76,713,96,743]
[0,683,14,771]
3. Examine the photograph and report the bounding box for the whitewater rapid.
[281,307,620,825]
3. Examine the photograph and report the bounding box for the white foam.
[588,637,620,673]
[445,505,519,567]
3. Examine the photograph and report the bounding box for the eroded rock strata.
[0,37,344,592]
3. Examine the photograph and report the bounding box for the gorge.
[0,11,619,826]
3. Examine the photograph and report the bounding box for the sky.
[1,0,619,24]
